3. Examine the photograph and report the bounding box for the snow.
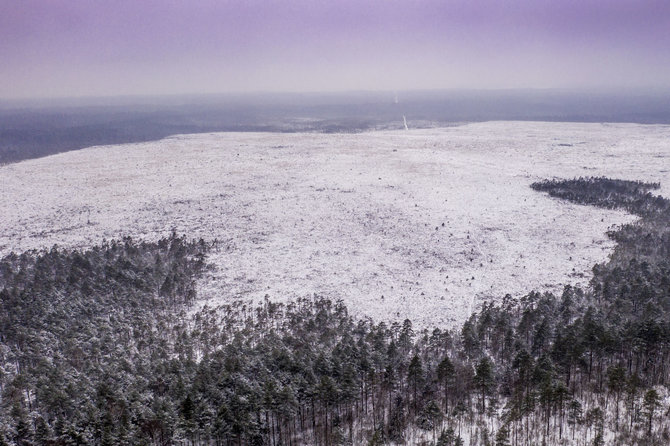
[1,121,669,328]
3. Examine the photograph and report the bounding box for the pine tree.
[495,424,511,446]
[437,355,455,412]
[407,354,424,414]
[567,399,582,440]
[642,388,661,437]
[437,427,455,446]
[33,416,52,446]
[474,357,494,413]
[606,366,627,431]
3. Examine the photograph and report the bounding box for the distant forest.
[2,90,670,163]
[1,177,670,445]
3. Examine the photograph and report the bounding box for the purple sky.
[1,0,669,98]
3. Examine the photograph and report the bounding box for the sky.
[1,0,669,99]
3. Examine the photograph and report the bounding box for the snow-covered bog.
[1,121,669,327]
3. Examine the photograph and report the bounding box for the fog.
[2,0,669,99]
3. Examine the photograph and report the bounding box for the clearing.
[2,121,669,327]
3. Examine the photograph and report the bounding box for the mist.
[2,0,669,99]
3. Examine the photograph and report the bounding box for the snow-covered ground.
[1,121,669,327]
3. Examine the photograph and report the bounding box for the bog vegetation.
[1,177,669,445]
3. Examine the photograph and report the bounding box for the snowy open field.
[1,121,669,327]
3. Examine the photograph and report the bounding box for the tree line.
[1,177,670,445]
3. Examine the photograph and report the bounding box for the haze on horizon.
[1,0,669,100]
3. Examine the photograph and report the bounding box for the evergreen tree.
[437,427,455,446]
[437,355,455,412]
[495,424,511,446]
[642,388,661,437]
[473,356,494,413]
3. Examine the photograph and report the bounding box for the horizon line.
[3,86,670,106]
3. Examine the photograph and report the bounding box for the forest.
[1,176,669,445]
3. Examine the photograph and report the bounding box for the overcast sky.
[1,0,669,99]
